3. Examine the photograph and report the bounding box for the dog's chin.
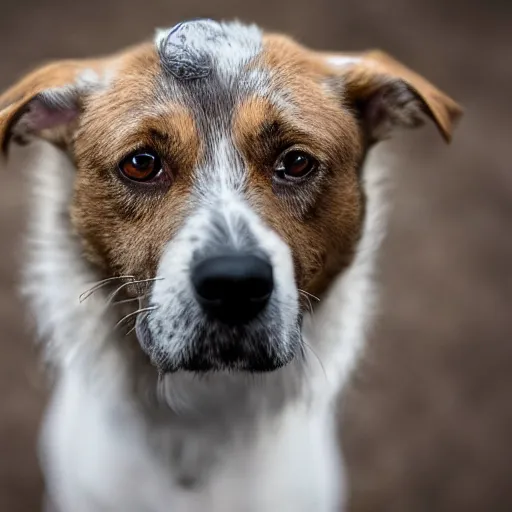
[166,353,292,374]
[135,317,300,374]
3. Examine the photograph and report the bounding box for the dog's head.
[0,20,461,373]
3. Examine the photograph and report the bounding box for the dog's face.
[0,20,461,373]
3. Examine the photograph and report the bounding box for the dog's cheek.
[284,171,364,295]
[70,203,159,279]
[69,183,113,273]
[70,170,193,280]
[69,168,142,277]
[309,172,365,294]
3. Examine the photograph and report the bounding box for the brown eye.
[119,150,162,182]
[276,150,317,181]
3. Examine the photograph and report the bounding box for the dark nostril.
[191,254,273,324]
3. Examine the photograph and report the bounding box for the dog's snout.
[191,254,273,325]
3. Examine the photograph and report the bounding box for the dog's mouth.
[135,307,302,373]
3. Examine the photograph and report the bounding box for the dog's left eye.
[119,150,162,182]
[275,150,317,182]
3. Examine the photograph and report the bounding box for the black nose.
[191,254,273,325]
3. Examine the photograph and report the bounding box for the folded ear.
[0,59,107,154]
[323,50,463,143]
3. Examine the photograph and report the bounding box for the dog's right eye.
[119,150,163,182]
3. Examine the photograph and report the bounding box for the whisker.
[106,277,164,306]
[298,290,315,315]
[124,310,151,337]
[125,324,137,337]
[301,340,327,378]
[298,289,320,302]
[115,306,158,329]
[79,275,135,303]
[111,294,149,306]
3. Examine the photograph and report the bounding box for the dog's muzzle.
[136,201,301,373]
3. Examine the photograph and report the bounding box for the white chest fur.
[42,368,344,512]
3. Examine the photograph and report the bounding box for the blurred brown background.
[0,0,511,511]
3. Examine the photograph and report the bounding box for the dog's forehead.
[155,19,263,82]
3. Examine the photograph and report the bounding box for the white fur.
[326,55,361,68]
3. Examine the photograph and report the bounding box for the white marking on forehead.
[195,136,245,202]
[155,20,262,83]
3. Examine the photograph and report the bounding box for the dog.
[0,19,461,512]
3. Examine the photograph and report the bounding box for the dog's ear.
[322,50,462,143]
[0,59,109,155]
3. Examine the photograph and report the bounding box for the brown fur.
[71,45,201,282]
